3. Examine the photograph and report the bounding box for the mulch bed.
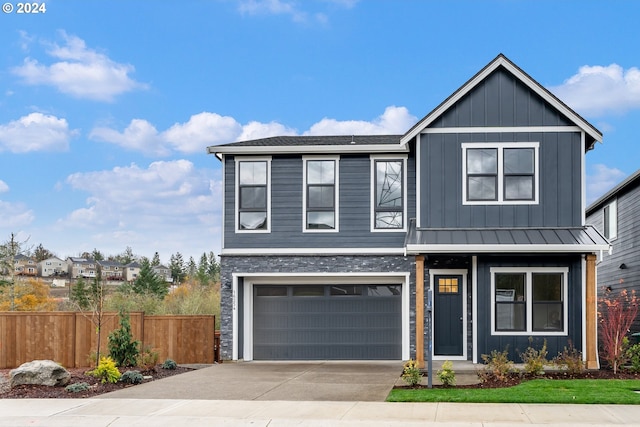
[0,365,195,399]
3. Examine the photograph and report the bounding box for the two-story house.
[586,168,640,333]
[66,257,97,279]
[13,254,37,276]
[124,261,141,282]
[38,256,67,277]
[97,260,125,281]
[209,54,610,367]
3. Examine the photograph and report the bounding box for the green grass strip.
[387,379,640,404]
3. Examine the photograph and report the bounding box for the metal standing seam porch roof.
[404,219,611,254]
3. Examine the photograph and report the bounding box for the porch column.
[585,253,599,369]
[415,255,425,367]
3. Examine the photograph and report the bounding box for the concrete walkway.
[2,398,640,426]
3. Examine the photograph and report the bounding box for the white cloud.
[550,64,640,117]
[91,106,416,155]
[238,0,308,22]
[0,200,35,228]
[59,160,222,259]
[305,106,416,135]
[12,32,146,102]
[0,180,8,193]
[0,113,75,153]
[586,163,627,205]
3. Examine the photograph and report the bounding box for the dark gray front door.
[253,284,402,360]
[433,275,463,356]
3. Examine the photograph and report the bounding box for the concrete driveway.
[99,361,404,401]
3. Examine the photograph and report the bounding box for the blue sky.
[1,0,639,263]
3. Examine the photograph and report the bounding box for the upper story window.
[303,157,338,231]
[603,199,617,240]
[236,158,271,232]
[491,267,567,336]
[371,156,406,231]
[462,142,539,205]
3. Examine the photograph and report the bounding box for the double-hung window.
[236,158,270,232]
[603,199,617,240]
[463,142,538,204]
[371,156,406,231]
[304,157,338,231]
[491,267,567,335]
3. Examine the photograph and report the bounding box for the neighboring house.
[586,169,640,332]
[66,257,97,279]
[38,256,67,277]
[124,261,141,282]
[14,254,37,276]
[208,54,610,367]
[152,264,173,282]
[97,260,124,281]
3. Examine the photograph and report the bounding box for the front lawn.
[387,379,640,404]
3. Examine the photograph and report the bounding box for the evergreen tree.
[116,246,135,265]
[33,243,53,262]
[206,251,220,282]
[91,248,104,261]
[197,253,209,285]
[70,278,90,310]
[187,256,197,279]
[151,252,161,267]
[132,259,167,298]
[169,252,185,284]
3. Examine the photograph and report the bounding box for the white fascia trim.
[212,144,409,155]
[221,247,407,256]
[581,255,587,363]
[416,134,422,228]
[581,132,586,225]
[406,244,611,254]
[370,155,408,233]
[221,154,226,251]
[400,56,602,145]
[421,126,582,134]
[231,274,239,360]
[429,269,468,361]
[234,156,272,234]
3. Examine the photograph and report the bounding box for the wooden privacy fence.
[0,312,219,368]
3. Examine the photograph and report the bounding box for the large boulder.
[10,360,71,388]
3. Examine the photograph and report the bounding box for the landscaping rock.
[10,360,71,388]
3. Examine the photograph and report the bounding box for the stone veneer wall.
[219,254,416,361]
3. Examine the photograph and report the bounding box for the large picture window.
[491,267,567,335]
[236,159,270,231]
[463,143,538,204]
[304,157,338,231]
[373,158,405,230]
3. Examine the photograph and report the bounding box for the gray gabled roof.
[586,168,640,215]
[400,54,603,150]
[405,219,610,254]
[207,135,406,158]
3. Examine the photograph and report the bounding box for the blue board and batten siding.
[223,154,415,250]
[419,131,582,228]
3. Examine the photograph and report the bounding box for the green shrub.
[519,337,548,376]
[402,359,422,387]
[437,360,456,387]
[65,382,90,393]
[108,311,140,367]
[553,341,585,375]
[625,343,640,372]
[120,370,144,384]
[88,356,121,384]
[137,346,159,371]
[480,348,514,382]
[162,358,178,370]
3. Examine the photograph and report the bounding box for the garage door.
[253,284,401,360]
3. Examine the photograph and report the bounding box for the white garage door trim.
[232,272,410,361]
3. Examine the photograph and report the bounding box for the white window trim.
[370,155,408,232]
[462,142,539,205]
[490,266,568,336]
[235,156,272,234]
[302,156,340,233]
[603,199,618,241]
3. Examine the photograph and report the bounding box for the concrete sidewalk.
[2,398,640,426]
